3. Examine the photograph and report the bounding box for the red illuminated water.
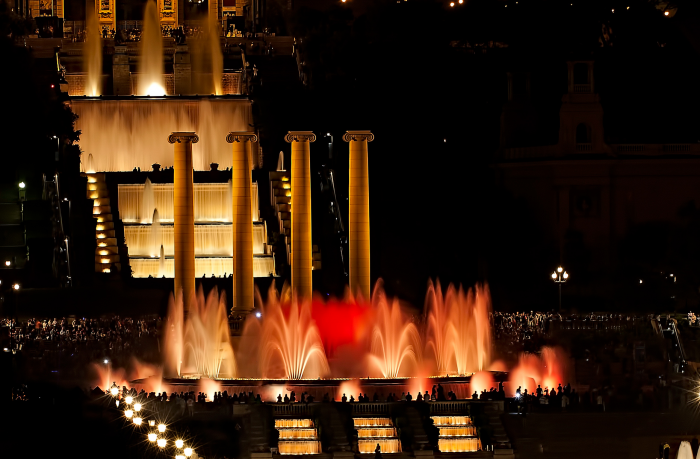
[508,346,568,396]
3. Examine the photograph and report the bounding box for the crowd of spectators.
[491,311,651,346]
[1,316,161,380]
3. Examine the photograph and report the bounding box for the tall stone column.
[226,132,258,311]
[285,131,316,299]
[343,131,374,300]
[168,132,199,310]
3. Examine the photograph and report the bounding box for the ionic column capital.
[168,132,199,144]
[285,131,316,143]
[226,132,258,143]
[343,130,374,142]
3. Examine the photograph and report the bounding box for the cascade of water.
[226,179,233,223]
[141,178,155,223]
[138,0,166,96]
[158,244,165,278]
[150,209,161,257]
[72,99,251,171]
[120,183,238,223]
[84,9,102,97]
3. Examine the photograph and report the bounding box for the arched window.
[576,123,591,144]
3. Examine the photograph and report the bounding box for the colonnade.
[169,130,373,312]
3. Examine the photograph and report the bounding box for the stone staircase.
[269,171,291,264]
[483,402,514,459]
[84,173,121,273]
[312,245,322,271]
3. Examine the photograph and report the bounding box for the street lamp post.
[551,266,569,311]
[325,133,333,160]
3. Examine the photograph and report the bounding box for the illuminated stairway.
[84,173,121,273]
[275,419,322,455]
[353,418,402,454]
[269,171,291,263]
[430,415,481,453]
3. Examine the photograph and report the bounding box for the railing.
[352,403,391,415]
[612,144,700,156]
[573,84,591,93]
[575,143,592,152]
[429,401,472,414]
[272,403,313,416]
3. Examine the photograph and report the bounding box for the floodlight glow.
[157,438,167,448]
[184,448,193,457]
[134,403,142,412]
[149,420,156,427]
[125,409,133,418]
[18,182,25,189]
[133,417,142,425]
[12,284,19,290]
[110,387,119,396]
[557,267,563,273]
[176,439,184,449]
[158,423,166,433]
[148,433,157,442]
[551,273,557,279]
[125,396,133,404]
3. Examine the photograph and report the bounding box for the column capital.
[285,131,316,143]
[226,131,258,143]
[343,130,374,142]
[168,132,199,144]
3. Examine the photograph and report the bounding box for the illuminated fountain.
[138,0,166,96]
[240,286,330,379]
[149,209,162,257]
[274,419,322,455]
[354,418,402,454]
[163,286,236,378]
[191,15,224,95]
[119,183,255,223]
[425,280,492,376]
[141,179,155,223]
[84,9,102,97]
[508,346,567,396]
[368,282,422,378]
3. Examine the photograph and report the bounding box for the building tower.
[343,131,374,300]
[285,131,316,299]
[226,131,258,311]
[169,132,198,309]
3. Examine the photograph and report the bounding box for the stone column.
[226,131,258,311]
[168,132,199,310]
[112,45,131,96]
[285,131,316,299]
[173,45,192,95]
[343,131,374,300]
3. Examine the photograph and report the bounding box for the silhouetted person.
[373,392,379,402]
[375,444,383,459]
[472,391,478,400]
[342,393,347,403]
[277,394,282,403]
[417,392,423,402]
[283,394,290,403]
